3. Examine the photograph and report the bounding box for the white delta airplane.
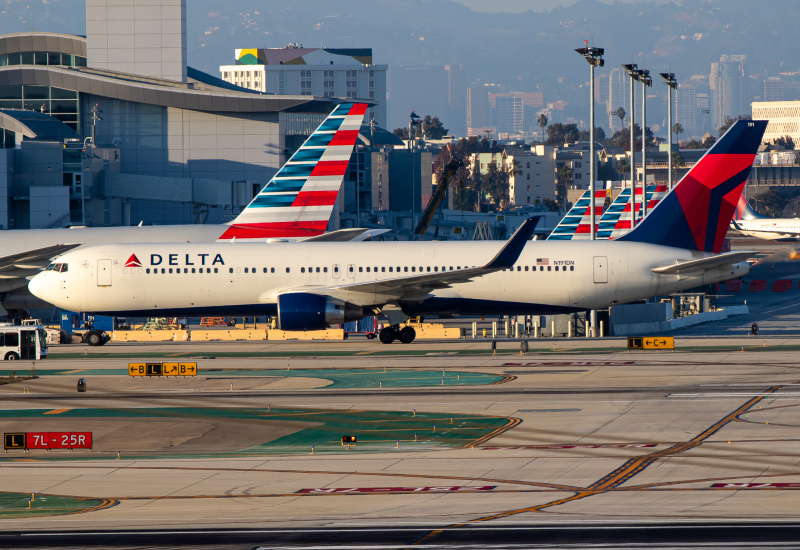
[730,195,800,241]
[31,120,768,344]
[0,102,371,311]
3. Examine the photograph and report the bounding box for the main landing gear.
[378,325,416,344]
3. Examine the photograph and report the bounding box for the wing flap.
[651,250,757,275]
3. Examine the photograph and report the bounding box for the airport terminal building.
[0,1,342,229]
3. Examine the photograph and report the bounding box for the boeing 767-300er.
[0,102,372,311]
[30,120,767,344]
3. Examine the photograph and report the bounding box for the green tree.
[541,198,560,212]
[536,113,548,143]
[481,159,520,211]
[545,123,580,146]
[670,150,685,183]
[421,115,448,139]
[616,107,626,129]
[616,157,630,180]
[578,127,606,142]
[672,123,684,143]
[557,165,573,186]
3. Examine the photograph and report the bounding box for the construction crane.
[414,156,463,237]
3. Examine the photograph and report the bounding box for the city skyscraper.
[606,67,629,134]
[710,54,746,131]
[466,85,490,133]
[445,64,467,136]
[676,83,699,138]
[388,65,448,132]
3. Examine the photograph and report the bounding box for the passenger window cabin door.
[593,256,608,284]
[332,264,341,279]
[97,259,112,286]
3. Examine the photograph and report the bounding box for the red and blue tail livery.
[733,194,766,221]
[619,120,767,253]
[219,102,368,240]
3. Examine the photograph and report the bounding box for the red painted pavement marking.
[712,483,800,488]
[296,486,495,494]
[483,444,656,450]
[503,362,634,366]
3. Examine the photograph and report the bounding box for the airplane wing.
[651,250,757,275]
[0,243,82,280]
[299,228,390,242]
[284,217,539,302]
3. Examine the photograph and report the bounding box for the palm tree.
[537,114,548,144]
[616,107,626,130]
[670,151,685,184]
[616,158,630,182]
[672,123,684,146]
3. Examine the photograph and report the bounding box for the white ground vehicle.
[0,325,47,360]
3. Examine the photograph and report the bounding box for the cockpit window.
[45,264,56,271]
[48,263,68,273]
[59,264,68,273]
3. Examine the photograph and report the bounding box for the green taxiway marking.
[0,407,512,458]
[0,492,112,518]
[0,368,503,388]
[44,343,800,359]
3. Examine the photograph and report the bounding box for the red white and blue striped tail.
[219,102,368,240]
[546,189,607,240]
[596,184,668,239]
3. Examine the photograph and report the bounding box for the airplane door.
[332,264,341,279]
[20,330,35,360]
[593,256,608,284]
[346,264,355,282]
[97,259,112,286]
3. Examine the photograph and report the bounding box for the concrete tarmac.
[3,281,800,546]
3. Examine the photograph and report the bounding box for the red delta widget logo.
[124,254,142,268]
[148,253,225,267]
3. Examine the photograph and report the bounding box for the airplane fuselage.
[30,240,751,318]
[731,219,800,241]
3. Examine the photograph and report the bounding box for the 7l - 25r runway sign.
[627,336,675,350]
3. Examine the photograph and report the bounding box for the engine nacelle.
[277,293,364,331]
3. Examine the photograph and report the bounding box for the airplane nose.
[28,273,45,300]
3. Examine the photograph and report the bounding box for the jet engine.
[277,293,364,331]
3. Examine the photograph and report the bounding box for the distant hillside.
[2,0,798,134]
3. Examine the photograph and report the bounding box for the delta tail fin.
[220,102,368,240]
[546,189,607,240]
[617,120,767,253]
[733,194,766,221]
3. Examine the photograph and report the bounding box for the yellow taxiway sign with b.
[128,362,197,376]
[627,337,674,350]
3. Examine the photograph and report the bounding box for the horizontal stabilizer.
[651,250,757,275]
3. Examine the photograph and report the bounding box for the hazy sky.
[456,0,674,13]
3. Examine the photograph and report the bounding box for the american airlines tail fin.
[596,184,667,239]
[546,189,607,240]
[733,194,766,221]
[618,120,767,253]
[220,102,368,240]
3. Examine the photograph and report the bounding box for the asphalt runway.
[3,247,800,548]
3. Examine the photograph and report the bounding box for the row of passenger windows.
[122,265,575,275]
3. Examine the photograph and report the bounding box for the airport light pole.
[660,72,678,190]
[637,69,652,218]
[576,43,604,338]
[575,42,604,241]
[622,64,638,225]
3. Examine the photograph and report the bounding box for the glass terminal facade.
[0,51,86,134]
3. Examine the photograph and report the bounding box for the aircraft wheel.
[398,326,416,344]
[378,327,396,344]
